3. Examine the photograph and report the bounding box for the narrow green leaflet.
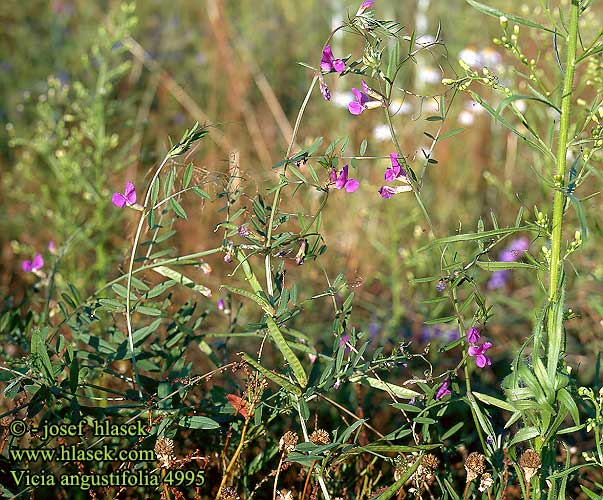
[350,375,420,399]
[152,266,211,297]
[266,317,307,387]
[477,261,538,271]
[241,354,302,396]
[420,226,531,250]
[372,455,421,499]
[221,285,275,316]
[178,416,220,430]
[509,426,540,446]
[466,0,555,33]
[473,391,516,412]
[31,328,54,384]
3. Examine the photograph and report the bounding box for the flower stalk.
[546,1,580,377]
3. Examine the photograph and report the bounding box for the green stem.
[546,1,579,367]
[548,1,579,303]
[264,75,318,297]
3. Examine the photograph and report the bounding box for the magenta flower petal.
[319,76,331,101]
[345,178,360,193]
[112,181,137,208]
[335,165,349,189]
[348,101,364,115]
[467,327,480,344]
[112,192,127,208]
[378,186,396,199]
[329,168,338,182]
[32,253,44,271]
[332,59,345,73]
[321,45,345,73]
[390,152,400,168]
[22,260,33,272]
[476,354,488,368]
[468,345,480,357]
[320,45,335,72]
[384,167,398,182]
[436,379,451,400]
[124,182,137,205]
[481,341,493,352]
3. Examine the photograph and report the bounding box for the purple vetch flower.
[320,45,345,73]
[384,153,407,182]
[467,327,481,344]
[436,379,451,400]
[487,270,510,290]
[331,165,360,193]
[217,298,225,311]
[356,0,375,15]
[308,353,317,364]
[468,341,493,368]
[112,181,137,208]
[487,237,529,289]
[445,329,460,342]
[22,253,44,273]
[378,184,412,199]
[339,334,351,354]
[333,379,341,390]
[348,81,371,115]
[237,225,250,237]
[48,240,57,254]
[318,74,330,101]
[436,280,446,292]
[368,320,380,340]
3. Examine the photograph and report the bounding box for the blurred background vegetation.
[2,0,601,365]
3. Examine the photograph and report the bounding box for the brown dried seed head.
[465,452,487,482]
[154,437,175,468]
[219,487,241,500]
[519,448,541,483]
[277,490,294,500]
[393,454,414,482]
[421,453,440,471]
[309,429,331,445]
[479,472,493,492]
[279,431,299,454]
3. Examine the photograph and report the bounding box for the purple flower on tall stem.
[112,181,137,208]
[467,327,481,344]
[339,334,352,354]
[468,342,493,368]
[331,165,359,193]
[378,184,412,199]
[22,253,44,273]
[318,74,330,101]
[487,237,529,289]
[320,45,345,73]
[356,0,375,15]
[384,152,407,181]
[348,81,371,115]
[436,379,451,400]
[487,270,509,290]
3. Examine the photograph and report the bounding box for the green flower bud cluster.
[534,207,548,230]
[493,16,541,87]
[564,230,582,259]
